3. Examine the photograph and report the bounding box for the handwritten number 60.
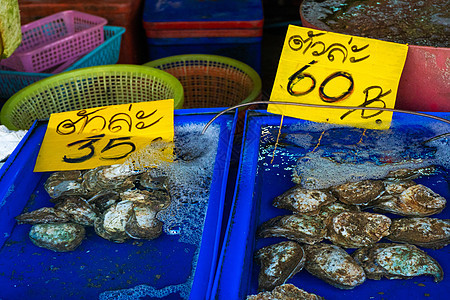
[287,61,354,103]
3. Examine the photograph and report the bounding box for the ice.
[102,122,220,299]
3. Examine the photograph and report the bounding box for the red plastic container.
[299,1,449,112]
[0,10,106,73]
[18,0,147,64]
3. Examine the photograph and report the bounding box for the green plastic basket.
[144,54,261,109]
[0,65,184,130]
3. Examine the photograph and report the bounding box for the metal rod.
[201,101,450,134]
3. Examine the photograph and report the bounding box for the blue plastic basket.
[212,110,450,299]
[0,26,125,101]
[0,108,237,299]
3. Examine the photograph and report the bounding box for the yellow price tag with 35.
[268,25,408,129]
[34,100,174,172]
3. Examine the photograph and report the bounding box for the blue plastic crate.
[212,110,450,299]
[0,26,125,101]
[0,108,237,299]
[143,0,263,73]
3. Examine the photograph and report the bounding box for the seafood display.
[15,164,170,251]
[246,284,324,300]
[253,167,448,293]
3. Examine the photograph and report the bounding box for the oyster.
[330,179,385,206]
[387,217,450,249]
[15,207,70,224]
[53,195,99,226]
[352,243,444,282]
[385,165,439,180]
[138,168,168,191]
[373,184,446,217]
[325,211,391,248]
[120,188,171,212]
[44,170,85,198]
[246,283,324,300]
[94,201,134,243]
[318,201,360,222]
[254,241,306,292]
[382,179,416,196]
[29,223,85,252]
[304,243,366,289]
[273,186,336,215]
[125,202,163,240]
[82,165,138,195]
[87,190,121,212]
[257,214,326,244]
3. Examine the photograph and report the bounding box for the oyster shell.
[138,169,168,191]
[125,203,163,240]
[257,214,326,245]
[330,179,385,206]
[373,184,446,217]
[87,190,121,212]
[304,243,366,289]
[273,186,336,215]
[387,217,450,249]
[53,195,99,226]
[120,188,171,212]
[385,165,439,180]
[352,243,444,282]
[94,201,134,243]
[29,223,85,252]
[382,179,416,196]
[44,170,85,198]
[318,201,360,222]
[254,241,306,292]
[82,165,137,195]
[246,283,324,300]
[15,207,70,224]
[325,211,391,248]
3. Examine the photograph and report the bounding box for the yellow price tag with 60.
[268,25,408,129]
[34,100,174,172]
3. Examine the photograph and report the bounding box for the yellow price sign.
[268,25,408,129]
[34,100,174,172]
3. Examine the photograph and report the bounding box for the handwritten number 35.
[63,134,136,164]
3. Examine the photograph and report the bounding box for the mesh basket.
[144,54,261,108]
[0,26,125,101]
[0,10,107,73]
[0,65,184,130]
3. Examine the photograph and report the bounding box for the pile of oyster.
[15,165,170,252]
[252,166,448,295]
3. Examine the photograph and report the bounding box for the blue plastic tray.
[212,110,450,299]
[0,108,237,299]
[0,26,125,101]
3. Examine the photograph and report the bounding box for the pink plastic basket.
[0,10,107,73]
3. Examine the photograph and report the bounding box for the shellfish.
[246,283,324,300]
[387,217,450,249]
[257,214,326,245]
[330,179,385,206]
[325,211,391,248]
[304,243,366,289]
[273,186,336,215]
[29,223,85,252]
[352,243,444,282]
[254,241,306,292]
[44,170,85,198]
[53,195,99,226]
[15,207,70,224]
[372,184,446,217]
